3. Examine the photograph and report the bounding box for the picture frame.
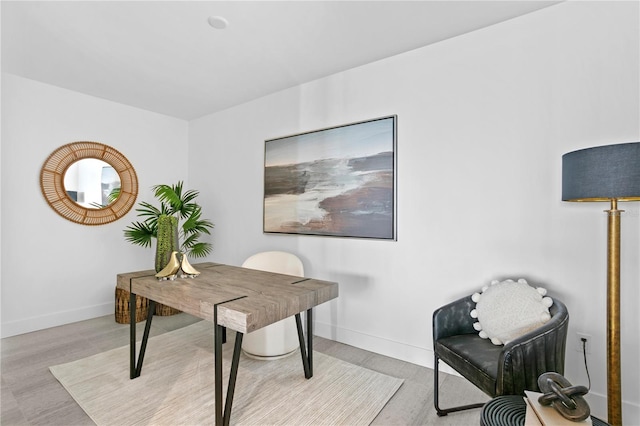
[264,115,397,240]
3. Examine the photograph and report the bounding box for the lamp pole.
[606,199,622,426]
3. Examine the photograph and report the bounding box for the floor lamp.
[562,141,640,426]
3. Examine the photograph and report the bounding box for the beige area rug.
[50,321,403,425]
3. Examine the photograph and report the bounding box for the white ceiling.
[2,1,560,120]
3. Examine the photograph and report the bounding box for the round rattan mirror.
[40,141,138,225]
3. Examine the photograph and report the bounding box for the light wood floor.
[1,313,488,425]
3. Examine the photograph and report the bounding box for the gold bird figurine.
[155,251,181,280]
[180,253,200,278]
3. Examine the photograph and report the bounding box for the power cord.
[581,337,591,390]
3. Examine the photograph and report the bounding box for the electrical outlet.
[576,332,591,354]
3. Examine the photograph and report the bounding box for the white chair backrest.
[242,251,304,277]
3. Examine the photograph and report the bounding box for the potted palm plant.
[124,181,213,258]
[123,181,214,315]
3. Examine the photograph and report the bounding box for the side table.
[480,395,610,426]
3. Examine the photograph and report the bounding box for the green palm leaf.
[136,202,163,220]
[153,183,181,211]
[188,242,213,258]
[124,221,156,248]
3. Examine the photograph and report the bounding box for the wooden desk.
[117,262,339,426]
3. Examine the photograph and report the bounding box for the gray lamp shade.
[562,142,640,201]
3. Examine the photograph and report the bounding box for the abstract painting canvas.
[264,116,396,239]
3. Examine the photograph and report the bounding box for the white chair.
[241,251,303,359]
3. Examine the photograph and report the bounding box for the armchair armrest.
[433,295,477,344]
[496,298,569,395]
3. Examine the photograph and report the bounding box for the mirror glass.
[63,159,121,209]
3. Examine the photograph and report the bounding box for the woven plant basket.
[155,303,181,316]
[115,288,149,324]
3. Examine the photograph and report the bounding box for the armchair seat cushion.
[436,334,502,396]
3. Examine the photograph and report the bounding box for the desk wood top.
[117,262,338,334]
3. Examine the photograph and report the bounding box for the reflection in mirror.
[64,159,122,208]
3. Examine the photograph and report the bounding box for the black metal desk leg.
[307,308,313,377]
[129,292,136,379]
[223,332,243,425]
[214,323,244,426]
[215,323,224,426]
[129,292,155,379]
[295,309,313,379]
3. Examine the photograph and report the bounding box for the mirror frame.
[40,141,138,225]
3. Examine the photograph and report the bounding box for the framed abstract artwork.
[264,115,397,239]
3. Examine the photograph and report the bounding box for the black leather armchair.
[433,295,569,416]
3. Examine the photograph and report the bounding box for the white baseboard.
[584,391,640,423]
[622,399,640,425]
[1,302,113,338]
[314,319,459,375]
[314,320,639,423]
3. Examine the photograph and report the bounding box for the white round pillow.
[469,279,553,345]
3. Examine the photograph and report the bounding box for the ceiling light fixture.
[207,16,229,30]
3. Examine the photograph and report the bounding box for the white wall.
[189,2,639,420]
[1,1,638,422]
[0,73,189,336]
